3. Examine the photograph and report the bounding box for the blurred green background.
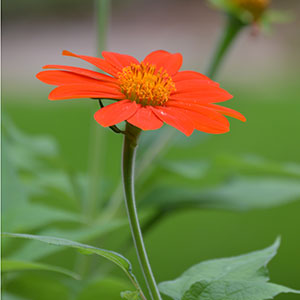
[2,0,300,299]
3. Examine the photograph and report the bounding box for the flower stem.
[122,123,162,300]
[206,14,245,79]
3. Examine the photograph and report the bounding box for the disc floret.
[118,63,176,106]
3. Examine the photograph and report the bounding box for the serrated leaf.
[3,233,140,291]
[2,259,80,280]
[159,239,300,300]
[143,177,300,212]
[181,280,298,300]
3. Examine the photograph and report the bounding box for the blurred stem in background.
[86,0,111,219]
[206,14,245,79]
[77,0,111,277]
[122,123,162,300]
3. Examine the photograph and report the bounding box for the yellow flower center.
[233,0,270,19]
[118,63,176,106]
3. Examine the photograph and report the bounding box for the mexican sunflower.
[36,50,246,136]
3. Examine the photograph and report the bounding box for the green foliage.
[2,259,80,280]
[1,293,26,300]
[9,219,126,261]
[143,177,300,212]
[3,232,140,291]
[2,117,133,299]
[3,108,300,299]
[141,154,300,219]
[159,239,299,300]
[121,290,142,300]
[3,273,70,300]
[77,278,132,300]
[2,116,82,232]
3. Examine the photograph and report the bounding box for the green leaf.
[3,233,140,291]
[161,160,209,180]
[216,154,300,179]
[2,117,82,232]
[143,177,300,211]
[8,219,126,261]
[121,290,141,300]
[2,138,29,211]
[181,280,298,300]
[2,204,84,232]
[159,239,300,300]
[2,259,80,280]
[3,115,58,160]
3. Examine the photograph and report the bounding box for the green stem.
[122,123,162,300]
[96,0,110,52]
[85,0,111,218]
[206,14,245,79]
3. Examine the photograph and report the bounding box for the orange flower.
[37,50,246,136]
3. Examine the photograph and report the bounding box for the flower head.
[209,0,271,24]
[37,50,245,136]
[233,0,270,21]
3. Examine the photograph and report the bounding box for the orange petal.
[174,79,220,93]
[166,101,230,126]
[48,84,125,100]
[94,100,138,127]
[127,106,163,130]
[185,109,230,134]
[173,71,218,86]
[36,70,115,86]
[169,87,233,103]
[62,50,119,77]
[205,103,246,122]
[143,50,183,75]
[102,52,139,70]
[151,106,194,136]
[42,65,117,83]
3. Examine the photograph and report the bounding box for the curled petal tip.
[62,50,74,56]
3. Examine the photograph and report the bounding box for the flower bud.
[232,0,270,20]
